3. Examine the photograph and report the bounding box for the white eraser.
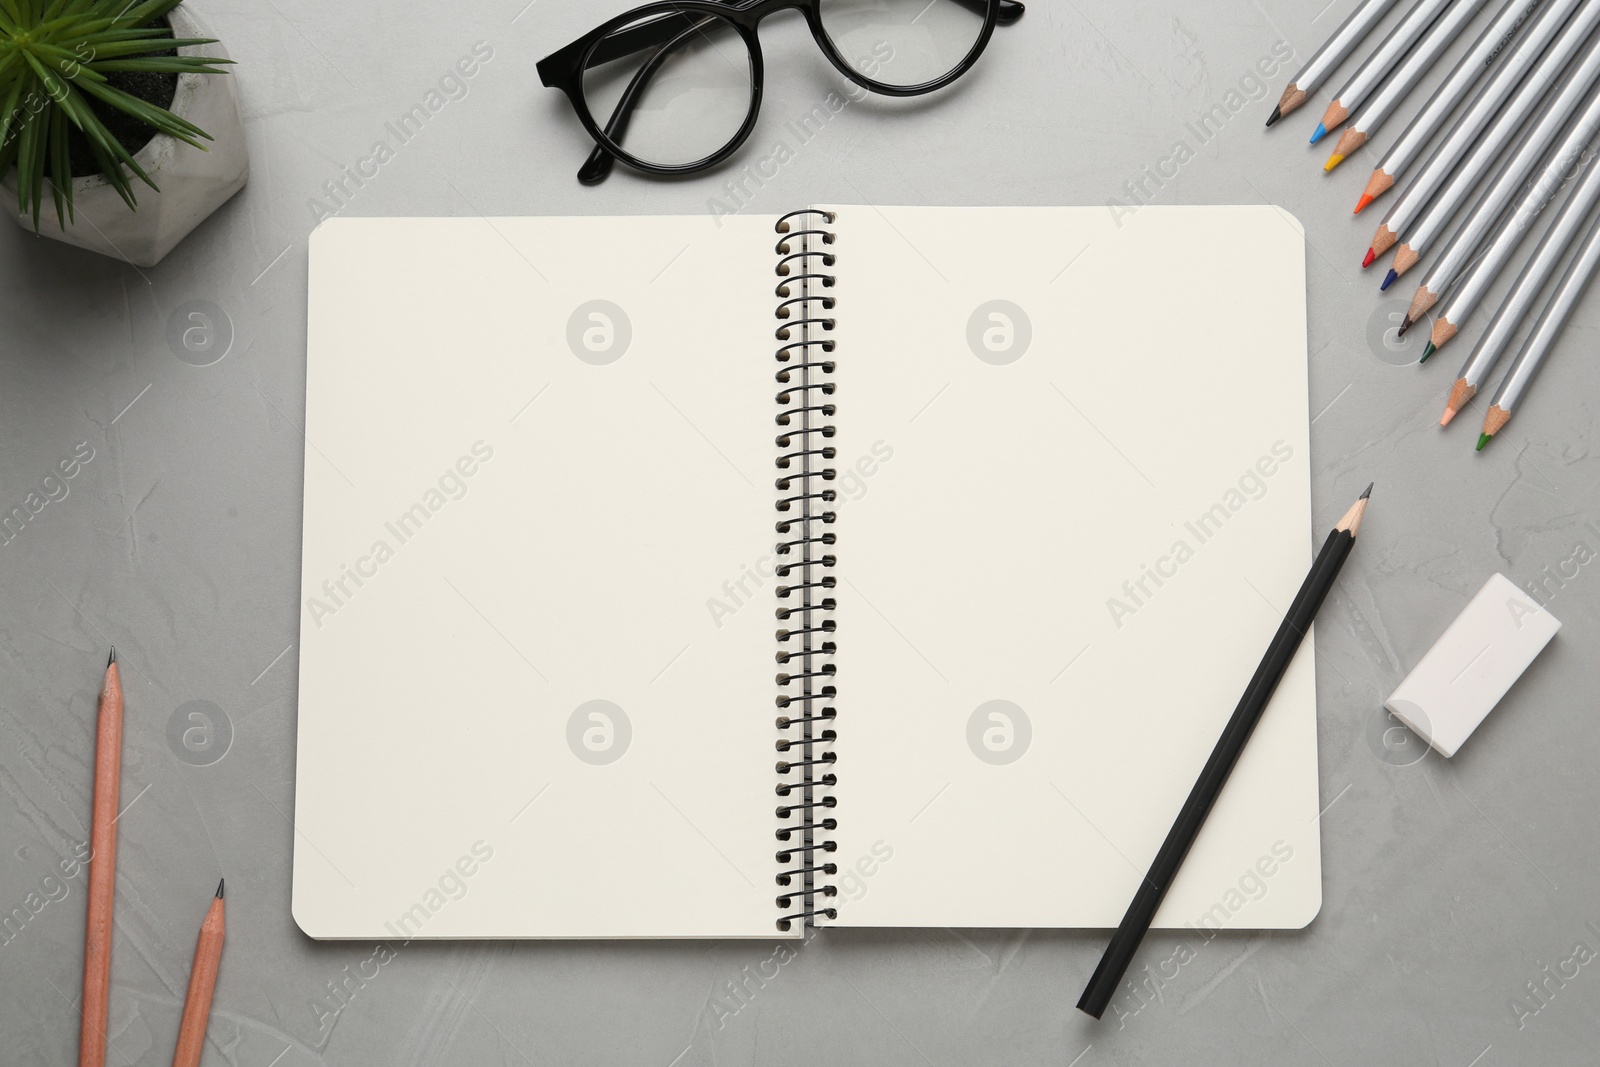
[1385,574,1560,758]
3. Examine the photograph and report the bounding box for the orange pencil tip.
[1354,194,1374,215]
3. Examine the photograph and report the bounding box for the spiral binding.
[772,208,839,931]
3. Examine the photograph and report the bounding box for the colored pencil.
[1440,172,1600,419]
[1313,0,1459,145]
[1478,208,1600,447]
[170,881,226,1067]
[1357,0,1552,210]
[1077,487,1372,1021]
[1403,70,1600,333]
[79,649,123,1067]
[1430,132,1600,366]
[1383,28,1600,289]
[1361,0,1579,260]
[1326,0,1497,171]
[1269,0,1402,126]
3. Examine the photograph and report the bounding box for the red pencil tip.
[1354,194,1374,215]
[1361,248,1376,269]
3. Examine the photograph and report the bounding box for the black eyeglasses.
[538,0,1025,185]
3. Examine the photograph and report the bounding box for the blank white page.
[824,205,1320,929]
[295,215,786,938]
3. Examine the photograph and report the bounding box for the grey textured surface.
[2,1,1597,1064]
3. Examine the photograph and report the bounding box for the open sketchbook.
[294,205,1318,939]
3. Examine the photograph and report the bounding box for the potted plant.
[0,0,246,267]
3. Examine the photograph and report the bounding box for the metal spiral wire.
[773,208,839,930]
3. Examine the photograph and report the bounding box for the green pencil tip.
[1476,433,1492,452]
[1419,341,1435,363]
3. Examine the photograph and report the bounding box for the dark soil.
[65,16,180,178]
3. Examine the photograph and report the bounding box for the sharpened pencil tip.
[1361,247,1376,269]
[108,647,116,667]
[1397,316,1413,337]
[216,879,225,898]
[1324,153,1344,172]
[1380,269,1398,292]
[1440,406,1457,427]
[1266,105,1282,128]
[1477,433,1492,452]
[1354,194,1374,215]
[1310,123,1327,145]
[1420,341,1436,363]
[1360,483,1373,501]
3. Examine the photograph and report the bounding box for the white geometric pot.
[1,4,248,267]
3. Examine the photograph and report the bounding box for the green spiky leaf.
[0,0,230,231]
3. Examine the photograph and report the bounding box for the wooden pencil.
[1267,0,1401,126]
[1311,0,1457,146]
[1428,132,1600,369]
[79,649,123,1067]
[1325,0,1495,172]
[170,881,226,1067]
[1358,0,1582,263]
[1078,487,1372,1020]
[1355,0,1554,212]
[1402,71,1600,340]
[1381,29,1600,291]
[1477,207,1600,448]
[1438,182,1598,421]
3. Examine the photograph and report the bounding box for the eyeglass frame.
[537,0,1026,185]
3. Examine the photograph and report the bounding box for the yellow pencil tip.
[1324,154,1344,172]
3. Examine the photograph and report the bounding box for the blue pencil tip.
[1380,269,1398,292]
[1310,123,1327,144]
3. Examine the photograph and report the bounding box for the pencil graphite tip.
[107,647,116,667]
[1477,432,1492,452]
[1420,341,1436,363]
[1380,269,1398,292]
[1360,482,1373,501]
[216,878,225,899]
[1397,316,1413,337]
[1324,153,1344,172]
[1338,484,1373,535]
[1361,247,1376,269]
[1266,105,1282,128]
[1310,123,1327,145]
[1440,406,1457,427]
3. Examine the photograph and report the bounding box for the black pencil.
[1077,484,1372,1020]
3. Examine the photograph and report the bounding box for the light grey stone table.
[3,2,1597,1064]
